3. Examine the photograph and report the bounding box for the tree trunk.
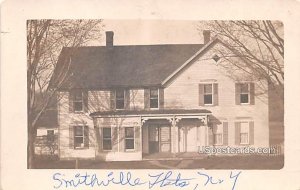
[27,125,36,169]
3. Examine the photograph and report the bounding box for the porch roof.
[90,109,211,117]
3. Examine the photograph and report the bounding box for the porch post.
[170,116,179,154]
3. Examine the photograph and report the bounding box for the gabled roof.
[49,43,205,89]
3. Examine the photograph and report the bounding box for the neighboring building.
[35,109,58,156]
[49,31,269,161]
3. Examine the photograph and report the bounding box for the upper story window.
[235,83,254,105]
[199,83,218,106]
[240,83,250,104]
[102,127,112,150]
[116,89,125,109]
[204,84,213,105]
[150,89,159,108]
[70,90,88,113]
[74,91,83,112]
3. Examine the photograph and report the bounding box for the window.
[74,126,84,148]
[204,84,213,105]
[240,122,249,144]
[212,54,220,62]
[125,127,135,150]
[116,89,125,109]
[150,89,159,108]
[213,125,223,145]
[103,128,112,150]
[240,83,250,104]
[74,91,83,112]
[47,130,55,142]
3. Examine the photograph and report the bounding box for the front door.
[148,124,171,153]
[149,125,159,153]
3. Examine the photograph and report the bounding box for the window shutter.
[125,90,130,110]
[83,91,89,112]
[249,121,254,145]
[199,84,204,106]
[112,127,118,151]
[110,90,116,110]
[97,127,102,152]
[223,122,229,145]
[84,126,89,148]
[135,126,141,151]
[69,126,74,149]
[235,83,241,105]
[250,83,255,105]
[159,88,164,109]
[144,88,150,110]
[119,127,125,152]
[235,122,241,145]
[208,125,214,146]
[69,91,74,112]
[213,83,219,106]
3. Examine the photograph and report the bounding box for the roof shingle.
[50,44,204,89]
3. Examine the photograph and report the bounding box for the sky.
[95,20,206,46]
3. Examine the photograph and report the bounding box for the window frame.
[73,90,84,112]
[125,127,135,151]
[149,88,159,109]
[203,83,213,105]
[74,126,85,149]
[240,121,250,145]
[115,89,125,110]
[239,83,250,105]
[213,123,223,145]
[102,127,112,151]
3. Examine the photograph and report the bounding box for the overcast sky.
[95,20,205,46]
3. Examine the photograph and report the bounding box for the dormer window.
[150,88,159,109]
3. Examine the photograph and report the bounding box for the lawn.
[34,155,283,170]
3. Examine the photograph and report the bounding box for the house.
[49,30,269,161]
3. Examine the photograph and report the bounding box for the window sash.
[115,90,125,109]
[125,127,135,150]
[102,128,112,150]
[204,84,213,105]
[74,126,85,148]
[240,122,250,144]
[150,89,159,108]
[240,83,250,104]
[240,133,249,144]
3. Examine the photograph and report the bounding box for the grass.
[34,154,283,169]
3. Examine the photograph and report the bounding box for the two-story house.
[49,30,269,161]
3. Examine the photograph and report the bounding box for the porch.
[90,109,211,161]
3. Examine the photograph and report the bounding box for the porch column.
[169,117,180,154]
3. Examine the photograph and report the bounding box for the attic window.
[212,55,220,62]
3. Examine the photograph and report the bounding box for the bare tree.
[199,21,284,96]
[27,19,103,168]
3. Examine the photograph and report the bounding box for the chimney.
[106,31,114,47]
[203,30,211,44]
